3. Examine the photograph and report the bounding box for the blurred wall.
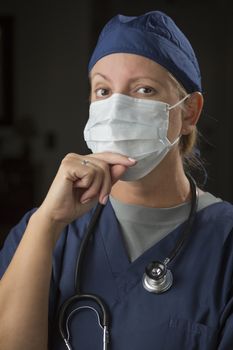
[0,0,92,243]
[0,0,91,205]
[0,0,232,243]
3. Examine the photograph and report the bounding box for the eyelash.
[93,85,157,99]
[136,87,156,95]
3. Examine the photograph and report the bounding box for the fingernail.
[128,157,137,163]
[81,198,91,204]
[102,195,109,205]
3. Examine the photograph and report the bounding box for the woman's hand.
[37,152,136,228]
[0,153,135,350]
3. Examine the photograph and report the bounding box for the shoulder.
[0,208,37,252]
[0,207,96,279]
[194,200,233,251]
[199,201,233,222]
[0,208,37,277]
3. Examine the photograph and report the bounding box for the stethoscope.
[58,174,198,350]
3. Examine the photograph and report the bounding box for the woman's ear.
[181,92,203,135]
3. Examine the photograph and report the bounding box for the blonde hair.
[168,73,202,175]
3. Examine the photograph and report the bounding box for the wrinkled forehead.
[90,53,169,76]
[89,53,184,94]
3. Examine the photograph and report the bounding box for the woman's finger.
[60,152,137,205]
[77,154,130,203]
[110,164,128,184]
[88,152,136,167]
[79,165,104,203]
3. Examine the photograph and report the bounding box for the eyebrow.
[129,76,164,87]
[91,73,112,82]
[91,73,164,86]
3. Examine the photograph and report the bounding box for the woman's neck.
[110,153,191,208]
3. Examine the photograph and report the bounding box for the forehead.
[90,53,172,82]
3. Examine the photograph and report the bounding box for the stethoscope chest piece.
[143,261,173,294]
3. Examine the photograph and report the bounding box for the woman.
[0,11,233,350]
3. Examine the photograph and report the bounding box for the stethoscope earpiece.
[143,261,173,294]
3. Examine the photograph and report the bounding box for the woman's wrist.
[28,208,67,248]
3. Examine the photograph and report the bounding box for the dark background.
[0,0,232,247]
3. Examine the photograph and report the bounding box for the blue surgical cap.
[88,11,202,93]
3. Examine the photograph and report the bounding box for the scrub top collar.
[97,199,188,300]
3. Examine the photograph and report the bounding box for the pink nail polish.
[128,157,136,163]
[102,195,109,205]
[81,198,91,204]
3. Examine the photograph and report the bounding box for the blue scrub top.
[1,200,233,350]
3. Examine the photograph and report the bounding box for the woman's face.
[90,53,186,143]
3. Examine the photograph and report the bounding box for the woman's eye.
[95,88,109,97]
[137,87,155,95]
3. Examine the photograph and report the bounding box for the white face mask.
[83,93,189,181]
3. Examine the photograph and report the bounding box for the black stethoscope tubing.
[58,174,198,349]
[75,203,104,294]
[165,174,198,264]
[58,203,109,349]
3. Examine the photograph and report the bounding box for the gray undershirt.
[110,192,222,262]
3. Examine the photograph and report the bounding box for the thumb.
[110,164,128,184]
